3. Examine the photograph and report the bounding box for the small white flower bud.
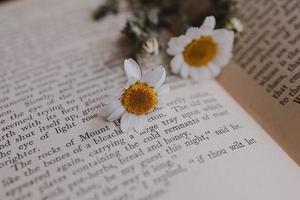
[140,37,159,57]
[228,18,244,33]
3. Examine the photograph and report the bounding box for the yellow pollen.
[121,82,158,115]
[183,36,218,67]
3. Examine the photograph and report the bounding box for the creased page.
[219,0,300,164]
[0,0,299,200]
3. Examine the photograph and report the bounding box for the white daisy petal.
[167,38,183,55]
[218,43,233,55]
[128,114,138,131]
[186,27,201,39]
[201,16,216,31]
[213,52,232,67]
[120,112,129,132]
[157,95,167,106]
[107,106,125,121]
[176,35,191,47]
[212,29,234,44]
[180,64,190,79]
[104,86,124,102]
[170,54,184,74]
[196,67,212,80]
[167,36,190,56]
[134,115,147,133]
[208,64,221,77]
[211,30,234,67]
[190,68,201,81]
[167,45,183,56]
[124,58,141,81]
[125,77,137,88]
[101,100,121,118]
[141,66,166,89]
[168,37,177,48]
[141,116,148,132]
[168,37,185,49]
[120,112,135,132]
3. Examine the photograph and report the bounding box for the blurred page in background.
[219,0,300,164]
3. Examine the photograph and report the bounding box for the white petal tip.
[124,58,141,80]
[142,65,166,88]
[202,16,216,30]
[134,116,148,133]
[106,106,125,122]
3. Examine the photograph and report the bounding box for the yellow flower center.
[121,82,158,115]
[183,36,218,67]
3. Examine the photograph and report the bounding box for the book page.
[0,0,299,200]
[219,0,300,164]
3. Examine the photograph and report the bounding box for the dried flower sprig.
[225,17,243,40]
[121,10,162,58]
[93,0,242,58]
[140,37,159,57]
[93,0,119,21]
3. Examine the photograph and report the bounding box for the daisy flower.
[167,16,234,81]
[102,58,169,133]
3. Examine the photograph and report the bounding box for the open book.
[0,0,299,199]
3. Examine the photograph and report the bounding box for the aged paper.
[0,0,299,200]
[219,0,300,164]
